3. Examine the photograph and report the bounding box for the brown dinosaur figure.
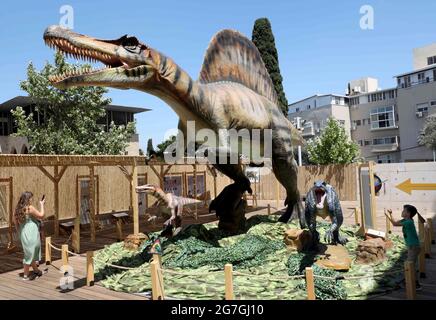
[136,184,201,237]
[43,25,304,232]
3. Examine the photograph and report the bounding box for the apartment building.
[288,43,436,163]
[0,96,149,155]
[288,94,351,140]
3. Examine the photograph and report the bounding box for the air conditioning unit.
[416,111,423,118]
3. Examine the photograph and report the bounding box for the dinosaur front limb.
[325,216,348,245]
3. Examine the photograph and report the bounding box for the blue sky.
[1,0,436,151]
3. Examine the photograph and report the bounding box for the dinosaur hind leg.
[272,153,303,226]
[208,159,250,234]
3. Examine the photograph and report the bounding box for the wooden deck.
[0,201,435,300]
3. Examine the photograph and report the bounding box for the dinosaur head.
[136,184,158,194]
[313,180,328,209]
[43,25,159,90]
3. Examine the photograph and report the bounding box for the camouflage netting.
[93,215,407,300]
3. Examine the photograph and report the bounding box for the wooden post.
[72,217,80,253]
[418,241,426,278]
[267,204,271,215]
[150,260,164,300]
[224,264,234,300]
[88,166,96,242]
[253,178,258,209]
[7,178,14,251]
[368,162,377,230]
[86,251,94,286]
[428,218,435,244]
[45,237,51,265]
[425,224,431,258]
[153,253,162,268]
[54,166,60,236]
[115,219,123,241]
[305,267,316,300]
[385,209,391,236]
[131,158,139,235]
[354,207,360,226]
[193,164,198,219]
[72,175,80,253]
[418,218,424,240]
[213,173,217,198]
[404,261,416,300]
[61,244,69,266]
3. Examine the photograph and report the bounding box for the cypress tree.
[252,18,289,115]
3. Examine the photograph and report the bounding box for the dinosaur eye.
[123,36,140,52]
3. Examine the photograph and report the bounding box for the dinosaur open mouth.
[44,34,127,84]
[315,188,326,209]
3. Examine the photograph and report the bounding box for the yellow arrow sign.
[396,178,436,195]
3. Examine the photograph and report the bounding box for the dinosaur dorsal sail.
[199,29,278,104]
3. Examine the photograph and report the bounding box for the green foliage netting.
[94,215,407,300]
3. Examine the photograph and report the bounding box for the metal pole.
[298,146,302,167]
[295,117,303,167]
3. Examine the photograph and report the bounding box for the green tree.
[306,118,359,164]
[11,52,135,154]
[252,18,289,115]
[418,115,436,150]
[146,138,156,157]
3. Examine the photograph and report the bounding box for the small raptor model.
[43,25,304,232]
[304,180,348,247]
[136,184,201,237]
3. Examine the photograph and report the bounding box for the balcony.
[371,143,399,153]
[369,125,399,132]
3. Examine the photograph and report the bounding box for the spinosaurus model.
[136,184,201,237]
[304,180,348,247]
[43,25,304,232]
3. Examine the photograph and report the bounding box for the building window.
[373,136,397,145]
[358,140,363,146]
[377,155,392,164]
[370,106,396,129]
[405,76,411,88]
[296,107,300,112]
[418,72,425,84]
[430,101,436,107]
[364,140,371,146]
[356,120,361,126]
[428,56,436,66]
[362,119,366,125]
[350,97,359,106]
[388,90,396,99]
[416,103,429,115]
[367,118,371,124]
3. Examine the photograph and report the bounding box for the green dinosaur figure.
[43,25,304,232]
